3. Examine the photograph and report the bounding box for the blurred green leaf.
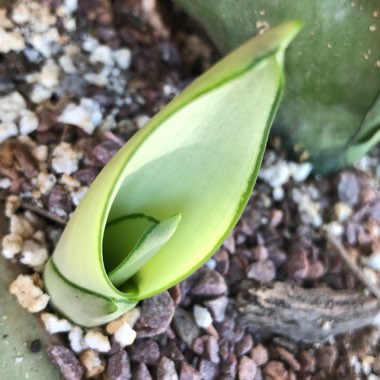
[174,0,380,172]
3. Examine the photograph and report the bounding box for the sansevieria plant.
[43,21,301,327]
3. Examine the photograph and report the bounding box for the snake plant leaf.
[43,21,301,327]
[174,0,380,173]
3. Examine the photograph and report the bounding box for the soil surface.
[0,1,380,379]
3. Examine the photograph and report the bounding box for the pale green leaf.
[44,21,301,326]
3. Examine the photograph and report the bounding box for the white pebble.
[39,59,60,88]
[90,45,114,66]
[193,305,213,329]
[0,28,25,53]
[290,162,313,182]
[33,145,48,162]
[2,234,23,259]
[84,330,111,353]
[80,349,105,378]
[0,92,26,123]
[113,322,137,348]
[41,312,72,334]
[20,239,48,268]
[9,274,50,313]
[113,48,132,70]
[51,142,82,175]
[64,0,78,14]
[334,202,352,222]
[84,72,108,87]
[324,221,344,237]
[364,252,380,271]
[11,3,30,25]
[69,326,88,353]
[135,114,150,129]
[82,36,99,52]
[38,172,57,194]
[0,178,12,189]
[273,186,285,201]
[0,123,18,142]
[30,84,52,103]
[10,214,34,239]
[58,98,102,134]
[259,160,291,188]
[5,195,21,217]
[106,308,141,334]
[19,110,38,135]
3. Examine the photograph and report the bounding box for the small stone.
[128,339,160,365]
[162,340,185,362]
[106,308,141,333]
[191,268,227,297]
[69,326,88,353]
[84,330,111,353]
[306,260,325,280]
[11,3,30,24]
[263,361,288,380]
[134,291,174,337]
[235,335,253,356]
[92,140,119,165]
[113,322,136,348]
[246,260,275,283]
[316,346,338,372]
[9,274,49,313]
[90,45,114,66]
[19,110,38,135]
[107,350,131,380]
[10,214,34,239]
[180,362,201,380]
[291,162,313,182]
[198,360,218,380]
[0,92,26,122]
[204,296,228,322]
[52,142,82,175]
[134,362,152,380]
[334,202,352,222]
[0,28,25,53]
[238,356,257,380]
[2,234,23,259]
[41,312,72,334]
[30,84,52,103]
[157,357,178,380]
[193,305,213,329]
[80,349,105,378]
[20,239,48,268]
[58,98,102,134]
[275,347,301,371]
[251,246,269,262]
[30,339,42,353]
[47,345,84,380]
[0,123,18,142]
[172,307,200,347]
[113,48,132,69]
[298,350,316,373]
[364,252,380,270]
[135,115,150,129]
[338,172,359,206]
[285,249,309,279]
[250,344,269,366]
[259,160,291,188]
[47,186,70,217]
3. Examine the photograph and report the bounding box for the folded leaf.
[44,21,301,327]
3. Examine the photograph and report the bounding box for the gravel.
[0,1,380,380]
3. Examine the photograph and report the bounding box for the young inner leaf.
[104,213,181,287]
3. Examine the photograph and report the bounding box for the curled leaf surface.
[44,22,301,327]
